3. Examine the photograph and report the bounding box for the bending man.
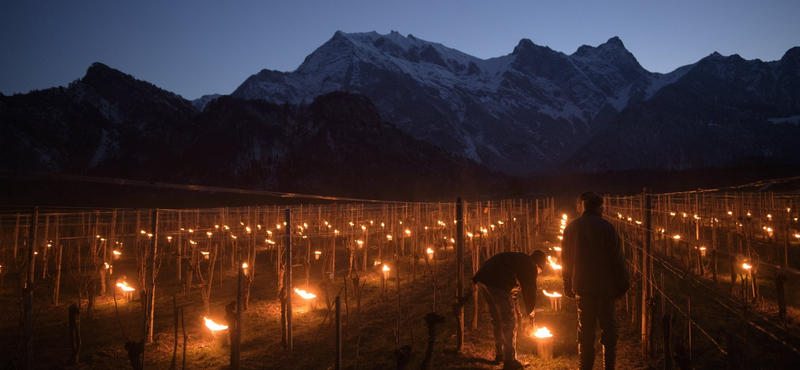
[472,250,547,370]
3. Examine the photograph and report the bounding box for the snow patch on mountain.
[644,65,693,99]
[89,128,116,168]
[768,115,800,125]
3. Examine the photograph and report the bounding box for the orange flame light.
[543,290,563,310]
[547,256,562,270]
[204,317,228,332]
[116,281,135,292]
[294,288,316,299]
[533,326,554,359]
[533,327,553,338]
[542,290,562,298]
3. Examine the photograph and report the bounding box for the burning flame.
[382,264,390,272]
[533,327,553,338]
[204,317,228,331]
[426,247,434,255]
[116,281,135,292]
[113,250,122,256]
[742,263,752,270]
[542,290,562,298]
[294,288,316,299]
[547,256,562,270]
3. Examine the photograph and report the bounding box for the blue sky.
[1,0,798,100]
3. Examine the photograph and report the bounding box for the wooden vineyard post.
[711,195,719,283]
[285,208,293,355]
[54,215,63,305]
[776,271,788,327]
[24,207,38,369]
[41,215,49,280]
[642,189,653,358]
[454,197,465,351]
[472,202,481,331]
[177,211,182,282]
[663,314,672,370]
[13,213,20,260]
[335,295,342,370]
[233,262,242,369]
[69,303,81,364]
[146,209,159,343]
[784,205,790,269]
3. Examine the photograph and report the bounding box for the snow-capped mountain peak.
[230,31,800,174]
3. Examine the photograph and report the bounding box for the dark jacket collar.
[582,208,602,217]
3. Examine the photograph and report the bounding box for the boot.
[579,344,594,370]
[603,345,616,370]
[502,358,525,370]
[493,345,504,364]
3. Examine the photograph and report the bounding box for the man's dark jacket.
[472,252,538,315]
[562,209,629,298]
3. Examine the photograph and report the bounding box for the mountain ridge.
[228,31,800,174]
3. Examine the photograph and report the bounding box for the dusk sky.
[1,1,798,100]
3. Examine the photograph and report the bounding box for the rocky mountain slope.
[0,64,502,200]
[229,31,800,174]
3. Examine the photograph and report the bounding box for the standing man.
[472,250,547,370]
[562,191,629,370]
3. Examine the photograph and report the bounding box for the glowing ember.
[673,235,681,240]
[204,317,228,331]
[113,250,122,255]
[534,327,553,338]
[242,262,248,269]
[116,281,135,292]
[294,288,316,299]
[542,290,562,298]
[426,247,434,255]
[382,264,390,272]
